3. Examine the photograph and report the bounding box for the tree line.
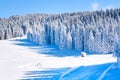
[0,9,120,55]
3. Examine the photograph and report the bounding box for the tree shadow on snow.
[20,67,70,80]
[12,38,80,57]
[20,62,120,80]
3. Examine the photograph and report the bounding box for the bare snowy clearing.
[0,37,119,80]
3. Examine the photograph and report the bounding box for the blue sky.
[0,0,120,18]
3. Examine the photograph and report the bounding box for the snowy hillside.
[0,37,119,80]
[26,9,120,56]
[0,9,120,56]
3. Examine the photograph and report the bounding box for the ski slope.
[0,37,119,80]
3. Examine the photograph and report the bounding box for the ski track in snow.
[97,63,115,80]
[0,37,117,80]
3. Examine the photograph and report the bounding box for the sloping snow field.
[0,37,119,80]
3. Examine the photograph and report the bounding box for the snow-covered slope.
[0,37,119,80]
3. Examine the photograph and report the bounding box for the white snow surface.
[0,37,119,80]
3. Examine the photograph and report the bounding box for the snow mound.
[81,52,87,57]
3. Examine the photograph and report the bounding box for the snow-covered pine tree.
[66,31,72,49]
[59,23,67,50]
